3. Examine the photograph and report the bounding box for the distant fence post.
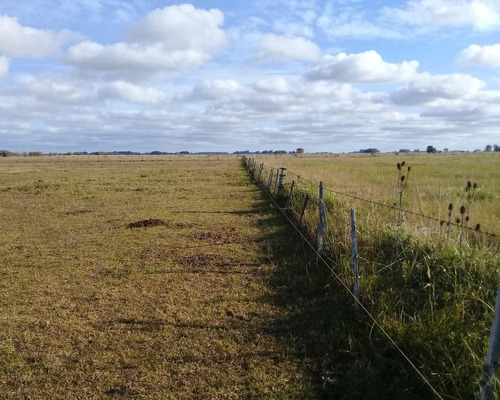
[258,163,264,181]
[277,168,287,196]
[481,280,500,400]
[267,169,274,192]
[351,209,360,311]
[286,181,295,209]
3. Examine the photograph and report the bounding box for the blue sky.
[1,0,500,153]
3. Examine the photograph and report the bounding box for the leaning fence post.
[258,163,264,181]
[299,194,309,226]
[351,209,360,311]
[481,280,500,400]
[286,181,295,209]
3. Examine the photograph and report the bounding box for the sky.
[1,0,500,153]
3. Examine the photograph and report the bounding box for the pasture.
[1,153,499,399]
[0,156,323,399]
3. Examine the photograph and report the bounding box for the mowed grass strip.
[0,156,316,399]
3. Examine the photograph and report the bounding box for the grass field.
[247,152,500,399]
[1,153,499,399]
[254,152,500,236]
[0,155,329,399]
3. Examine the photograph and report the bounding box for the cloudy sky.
[1,0,500,153]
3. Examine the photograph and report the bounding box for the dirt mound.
[127,218,167,228]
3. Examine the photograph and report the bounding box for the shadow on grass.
[252,188,435,399]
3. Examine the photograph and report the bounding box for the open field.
[0,156,329,399]
[2,153,499,399]
[254,152,500,236]
[247,152,500,399]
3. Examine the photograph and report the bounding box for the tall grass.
[247,154,500,399]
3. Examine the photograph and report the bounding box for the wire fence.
[242,156,500,400]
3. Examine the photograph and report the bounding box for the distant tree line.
[485,144,500,152]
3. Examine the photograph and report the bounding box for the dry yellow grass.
[0,155,319,399]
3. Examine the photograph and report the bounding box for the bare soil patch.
[127,218,168,228]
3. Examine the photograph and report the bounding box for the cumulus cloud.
[259,34,321,61]
[391,73,484,105]
[457,44,500,68]
[66,4,226,76]
[99,81,167,104]
[0,15,77,58]
[0,56,9,78]
[307,50,419,82]
[383,0,500,32]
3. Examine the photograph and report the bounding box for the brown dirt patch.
[189,228,236,243]
[127,218,168,228]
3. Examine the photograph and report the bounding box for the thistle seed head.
[401,176,405,182]
[467,181,472,188]
[473,183,478,189]
[407,166,411,172]
[456,218,461,224]
[397,163,401,170]
[475,224,481,231]
[460,205,466,214]
[448,203,453,211]
[402,161,406,166]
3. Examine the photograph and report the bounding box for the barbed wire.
[257,162,497,238]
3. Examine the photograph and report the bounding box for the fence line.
[242,156,445,400]
[261,162,497,239]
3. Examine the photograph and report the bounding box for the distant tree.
[485,144,492,152]
[359,148,380,154]
[28,151,43,156]
[0,150,15,157]
[443,148,449,152]
[426,145,437,153]
[296,147,305,154]
[494,144,500,152]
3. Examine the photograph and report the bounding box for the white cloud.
[0,56,9,78]
[254,77,294,94]
[181,79,246,101]
[0,15,77,58]
[259,34,321,61]
[457,44,500,68]
[99,81,167,104]
[382,0,500,32]
[391,73,484,105]
[67,4,226,76]
[26,79,86,104]
[307,51,419,82]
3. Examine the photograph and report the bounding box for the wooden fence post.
[258,163,264,181]
[351,209,360,311]
[277,168,287,196]
[481,280,500,400]
[267,169,274,191]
